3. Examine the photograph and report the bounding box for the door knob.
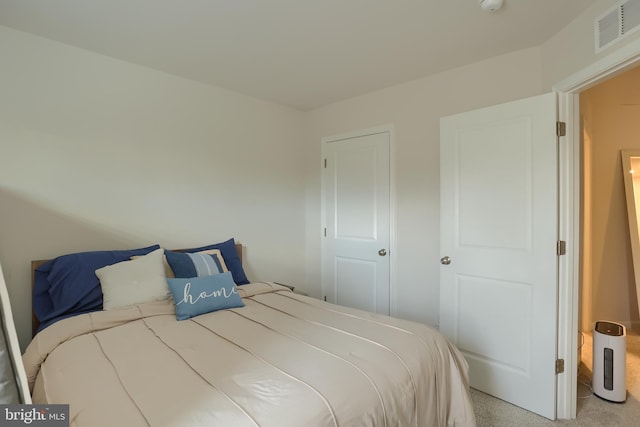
[378,249,387,256]
[440,256,451,265]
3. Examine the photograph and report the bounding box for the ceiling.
[0,0,597,111]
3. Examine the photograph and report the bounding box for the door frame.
[320,124,398,316]
[555,37,640,419]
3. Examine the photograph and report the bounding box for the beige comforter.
[23,283,476,427]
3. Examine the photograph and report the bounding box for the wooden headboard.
[31,243,243,336]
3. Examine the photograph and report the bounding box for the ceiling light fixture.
[479,0,504,13]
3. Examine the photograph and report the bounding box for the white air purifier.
[592,321,626,402]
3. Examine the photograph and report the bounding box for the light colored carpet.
[472,331,640,426]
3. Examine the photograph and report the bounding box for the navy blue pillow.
[182,238,249,285]
[33,244,160,331]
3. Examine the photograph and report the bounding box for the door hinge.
[324,296,327,302]
[556,358,565,374]
[324,227,327,237]
[557,240,566,256]
[324,158,327,168]
[556,121,566,137]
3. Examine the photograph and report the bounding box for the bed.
[22,239,476,427]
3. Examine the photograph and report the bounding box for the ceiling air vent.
[596,0,640,52]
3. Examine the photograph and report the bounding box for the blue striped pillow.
[165,250,228,278]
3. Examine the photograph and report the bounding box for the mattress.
[23,282,476,426]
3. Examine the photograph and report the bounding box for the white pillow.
[96,248,170,310]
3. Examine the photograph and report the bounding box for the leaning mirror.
[0,263,30,403]
[621,150,640,314]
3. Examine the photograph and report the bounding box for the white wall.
[0,25,306,350]
[541,0,640,333]
[302,0,640,330]
[303,47,545,327]
[5,0,640,351]
[541,0,640,88]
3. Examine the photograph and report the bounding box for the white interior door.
[440,93,558,419]
[322,130,390,314]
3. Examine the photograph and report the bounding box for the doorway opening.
[577,64,640,410]
[554,36,640,418]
